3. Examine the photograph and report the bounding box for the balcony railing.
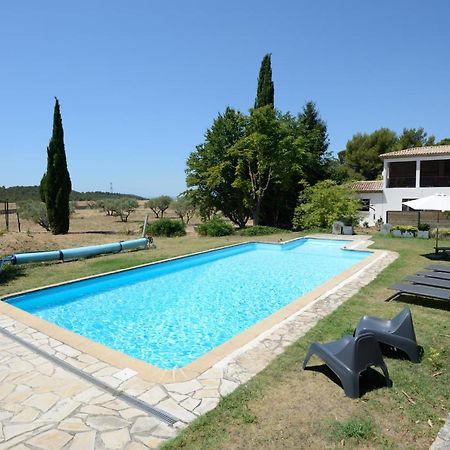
[420,176,450,188]
[387,177,416,188]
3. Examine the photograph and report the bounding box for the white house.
[354,145,450,226]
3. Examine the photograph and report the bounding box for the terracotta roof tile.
[351,180,383,192]
[380,145,450,159]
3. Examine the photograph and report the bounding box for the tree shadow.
[304,364,391,397]
[0,265,25,284]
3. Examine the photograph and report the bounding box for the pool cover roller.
[10,238,149,265]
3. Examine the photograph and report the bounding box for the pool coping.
[0,235,379,384]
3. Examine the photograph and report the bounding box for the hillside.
[0,185,145,202]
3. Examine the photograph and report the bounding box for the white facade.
[355,148,450,226]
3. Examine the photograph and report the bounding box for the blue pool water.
[6,239,370,369]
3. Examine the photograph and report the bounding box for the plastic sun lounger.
[427,264,450,273]
[416,271,450,281]
[405,275,450,290]
[303,333,391,399]
[388,283,450,302]
[355,307,420,363]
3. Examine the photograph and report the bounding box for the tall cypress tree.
[254,54,274,109]
[42,98,72,234]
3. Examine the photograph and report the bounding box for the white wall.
[356,192,384,226]
[382,155,450,222]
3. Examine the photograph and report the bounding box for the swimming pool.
[5,238,370,369]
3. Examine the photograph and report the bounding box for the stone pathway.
[0,236,421,449]
[431,414,450,449]
[0,330,176,449]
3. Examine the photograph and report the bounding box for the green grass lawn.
[160,235,450,449]
[1,233,449,449]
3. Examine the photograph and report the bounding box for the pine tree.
[42,98,72,234]
[254,54,274,109]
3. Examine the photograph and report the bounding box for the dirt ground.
[0,202,199,256]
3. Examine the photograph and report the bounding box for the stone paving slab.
[0,235,431,449]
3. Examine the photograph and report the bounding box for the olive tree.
[170,195,196,224]
[145,195,172,218]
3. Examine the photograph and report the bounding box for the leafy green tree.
[259,103,330,227]
[397,127,435,149]
[41,98,72,234]
[292,180,360,230]
[170,195,196,224]
[254,54,274,109]
[437,138,450,145]
[340,128,398,180]
[297,102,331,184]
[145,195,172,218]
[231,106,284,225]
[186,108,250,227]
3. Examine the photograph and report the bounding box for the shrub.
[147,218,186,237]
[391,225,417,234]
[292,180,360,230]
[430,228,450,238]
[418,223,430,231]
[238,225,287,236]
[197,217,234,236]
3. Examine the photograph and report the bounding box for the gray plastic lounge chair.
[416,271,450,281]
[388,283,450,302]
[405,275,450,290]
[427,265,450,273]
[303,333,391,399]
[355,308,420,363]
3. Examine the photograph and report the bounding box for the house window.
[388,161,416,188]
[360,199,370,211]
[420,159,450,187]
[402,198,417,211]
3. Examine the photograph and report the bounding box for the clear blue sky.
[1,1,449,197]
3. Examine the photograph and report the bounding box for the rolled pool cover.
[11,238,149,265]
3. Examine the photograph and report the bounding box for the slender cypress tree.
[43,98,72,234]
[254,54,274,108]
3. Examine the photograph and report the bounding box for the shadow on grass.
[421,252,450,261]
[389,293,450,311]
[0,265,25,285]
[304,364,392,398]
[379,343,424,363]
[67,231,118,235]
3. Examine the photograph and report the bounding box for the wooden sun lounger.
[405,275,450,290]
[388,283,450,302]
[427,264,450,273]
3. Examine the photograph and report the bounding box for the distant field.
[0,201,197,255]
